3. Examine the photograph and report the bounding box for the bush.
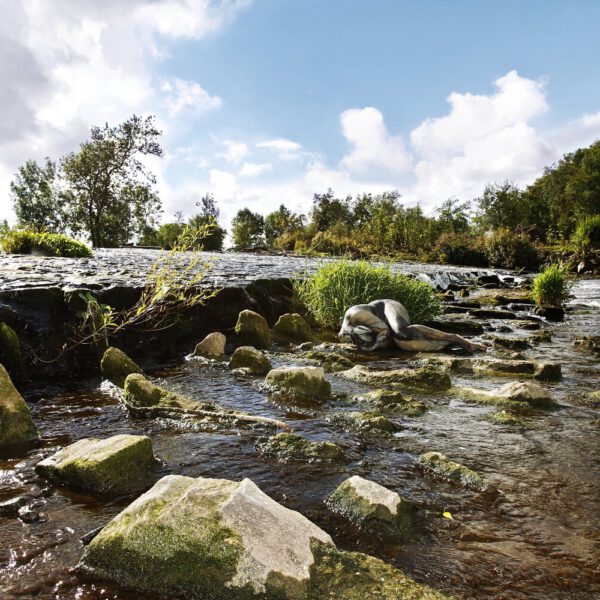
[294,259,441,329]
[532,264,571,307]
[1,229,92,257]
[485,228,540,271]
[572,215,600,255]
[433,233,489,267]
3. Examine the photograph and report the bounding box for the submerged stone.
[256,432,345,464]
[0,363,38,447]
[265,366,331,399]
[355,389,427,416]
[194,332,226,359]
[455,381,555,408]
[329,411,399,434]
[100,346,143,388]
[229,346,272,375]
[327,475,417,540]
[488,410,531,428]
[490,336,532,351]
[340,364,451,391]
[434,357,561,381]
[234,310,272,349]
[35,434,157,494]
[418,451,494,492]
[300,350,354,373]
[273,313,312,343]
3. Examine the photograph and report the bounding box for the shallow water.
[1,280,599,599]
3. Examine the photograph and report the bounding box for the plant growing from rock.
[531,263,571,307]
[1,229,92,258]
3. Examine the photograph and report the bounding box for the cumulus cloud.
[217,140,250,164]
[160,78,221,118]
[256,138,303,160]
[239,162,273,176]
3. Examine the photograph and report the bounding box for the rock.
[0,322,24,379]
[477,274,502,287]
[573,336,600,353]
[424,318,483,336]
[0,363,38,447]
[340,364,451,392]
[455,381,555,408]
[458,288,470,297]
[469,308,517,320]
[535,306,564,322]
[489,410,530,428]
[300,350,354,373]
[79,475,335,599]
[329,411,399,434]
[193,332,226,359]
[514,321,540,330]
[355,389,427,416]
[491,336,532,351]
[123,373,216,412]
[264,366,331,399]
[35,434,157,494]
[229,346,272,375]
[100,347,143,388]
[273,313,312,343]
[434,357,561,381]
[327,475,416,540]
[298,342,314,351]
[418,452,494,492]
[0,494,35,517]
[256,433,345,464]
[234,309,272,349]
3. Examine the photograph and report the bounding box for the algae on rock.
[257,433,345,464]
[273,313,312,344]
[418,451,494,492]
[101,346,142,388]
[229,346,272,375]
[0,363,38,447]
[340,364,451,392]
[0,322,24,379]
[300,350,354,373]
[354,389,427,416]
[455,381,555,409]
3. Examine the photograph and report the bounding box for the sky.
[2,0,600,233]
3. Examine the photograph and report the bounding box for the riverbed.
[0,256,598,599]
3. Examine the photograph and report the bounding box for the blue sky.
[2,0,600,230]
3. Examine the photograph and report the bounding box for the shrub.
[1,229,92,258]
[531,264,571,307]
[433,233,489,267]
[572,215,600,255]
[294,259,441,329]
[485,228,540,271]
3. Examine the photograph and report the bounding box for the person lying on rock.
[338,299,487,353]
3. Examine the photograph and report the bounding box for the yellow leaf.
[443,511,454,520]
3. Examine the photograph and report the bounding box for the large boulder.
[340,364,451,392]
[327,476,416,540]
[456,381,555,408]
[265,366,331,399]
[229,346,272,376]
[35,434,157,494]
[256,433,345,464]
[234,310,272,349]
[418,451,494,492]
[0,363,38,447]
[193,332,226,359]
[273,313,312,344]
[100,347,142,388]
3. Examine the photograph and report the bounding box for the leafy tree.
[231,208,265,250]
[61,115,163,247]
[264,204,304,246]
[188,193,226,250]
[436,198,471,234]
[474,181,525,233]
[11,158,63,231]
[310,189,352,232]
[157,222,185,249]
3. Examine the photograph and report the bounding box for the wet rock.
[488,410,531,428]
[300,350,354,373]
[257,433,345,464]
[297,342,314,351]
[477,274,502,287]
[535,306,565,322]
[329,411,399,434]
[79,474,334,599]
[573,336,600,353]
[340,364,451,392]
[529,330,552,343]
[433,357,561,381]
[18,504,47,523]
[229,346,272,375]
[0,322,24,379]
[193,332,226,359]
[273,313,312,343]
[455,381,555,408]
[418,452,494,492]
[469,308,517,320]
[264,366,331,399]
[0,363,38,447]
[35,434,158,494]
[327,475,417,540]
[424,317,483,336]
[100,346,143,388]
[513,321,540,330]
[0,494,35,517]
[234,309,272,349]
[491,336,532,351]
[355,389,427,416]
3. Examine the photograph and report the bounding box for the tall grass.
[1,229,92,258]
[531,263,571,307]
[572,215,600,256]
[294,259,441,328]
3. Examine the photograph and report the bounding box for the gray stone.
[229,346,272,375]
[256,433,345,464]
[193,332,226,359]
[433,356,561,381]
[0,363,38,447]
[234,310,272,349]
[100,347,142,388]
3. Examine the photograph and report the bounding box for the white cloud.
[340,107,411,174]
[217,140,249,164]
[257,138,303,160]
[160,78,221,118]
[239,162,272,176]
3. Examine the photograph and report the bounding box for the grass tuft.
[531,263,571,307]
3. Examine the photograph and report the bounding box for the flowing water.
[0,276,599,599]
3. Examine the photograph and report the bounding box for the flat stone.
[433,357,561,381]
[265,366,331,399]
[300,350,354,373]
[456,381,555,408]
[234,309,272,349]
[273,313,312,343]
[490,336,532,351]
[193,332,226,359]
[229,346,272,375]
[418,451,494,492]
[469,308,517,320]
[256,433,345,464]
[329,411,399,434]
[100,347,142,388]
[424,318,483,336]
[0,363,38,447]
[354,389,427,416]
[35,434,157,494]
[340,364,451,391]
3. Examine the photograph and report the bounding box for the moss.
[488,410,532,429]
[256,433,345,464]
[357,389,427,416]
[307,541,451,599]
[229,346,272,375]
[329,411,399,435]
[100,346,142,388]
[300,351,354,373]
[0,322,24,378]
[0,363,38,446]
[418,451,494,493]
[2,229,92,257]
[264,367,331,400]
[273,313,312,343]
[491,337,532,351]
[234,310,272,349]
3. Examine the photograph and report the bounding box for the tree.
[156,222,185,249]
[61,114,163,247]
[310,189,352,232]
[474,181,525,233]
[11,158,63,232]
[436,198,471,234]
[264,204,304,246]
[231,208,265,250]
[188,193,226,250]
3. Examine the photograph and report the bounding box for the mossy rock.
[193,332,226,359]
[35,434,157,494]
[341,364,451,392]
[340,411,399,434]
[454,381,556,409]
[327,476,417,540]
[264,366,331,400]
[0,322,24,379]
[300,351,354,373]
[0,363,38,447]
[273,313,312,343]
[488,410,532,429]
[434,357,561,381]
[418,451,494,492]
[490,336,532,351]
[229,346,272,375]
[256,433,345,464]
[356,389,427,416]
[234,310,272,349]
[101,347,143,388]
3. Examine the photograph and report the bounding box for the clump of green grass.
[572,215,600,256]
[531,263,571,307]
[1,229,92,258]
[294,259,441,329]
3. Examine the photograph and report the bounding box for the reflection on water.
[1,280,599,599]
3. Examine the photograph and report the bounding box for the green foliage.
[294,259,441,329]
[231,208,265,250]
[532,264,571,307]
[572,215,600,255]
[474,181,525,232]
[264,204,304,246]
[1,229,92,257]
[485,228,540,270]
[187,215,225,251]
[156,222,185,249]
[433,232,489,267]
